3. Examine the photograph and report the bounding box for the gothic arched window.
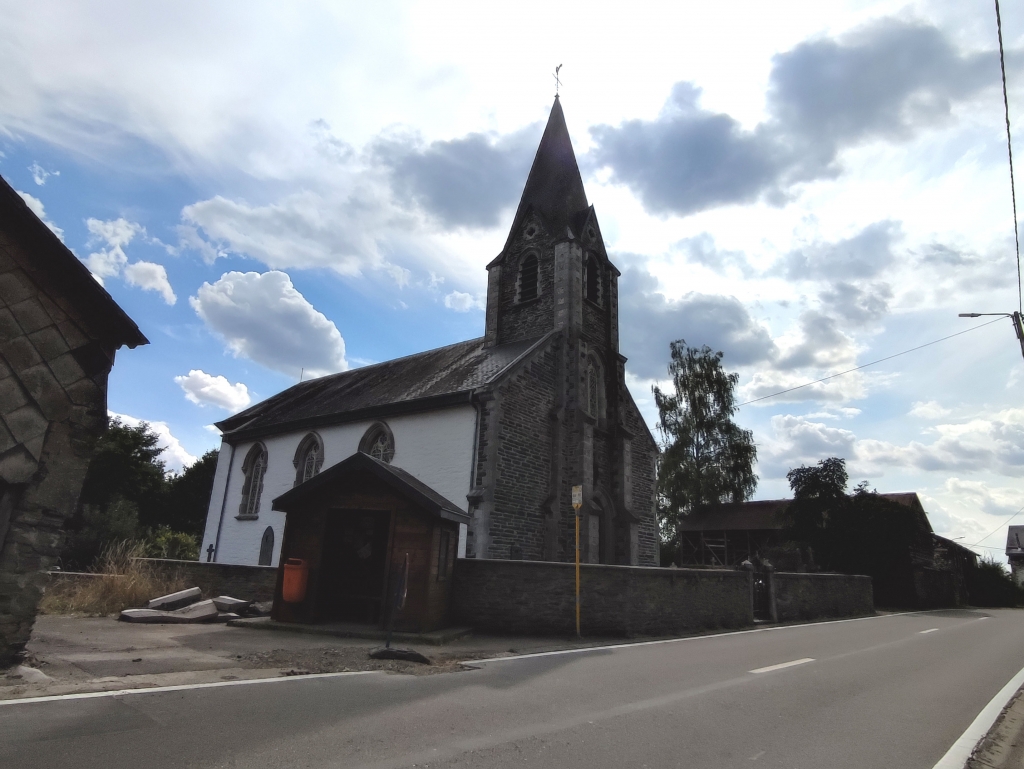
[584,357,605,419]
[292,432,324,486]
[258,526,274,566]
[359,422,395,464]
[584,253,601,304]
[518,253,539,303]
[238,443,268,519]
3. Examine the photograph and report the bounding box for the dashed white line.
[749,658,815,674]
[920,628,939,634]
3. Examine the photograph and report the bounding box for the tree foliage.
[61,419,216,569]
[782,457,934,605]
[653,340,758,557]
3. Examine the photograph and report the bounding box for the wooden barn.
[269,452,467,632]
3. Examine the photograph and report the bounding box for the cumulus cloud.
[910,400,951,419]
[28,161,59,186]
[818,281,892,327]
[617,262,778,379]
[782,221,901,281]
[674,232,752,276]
[190,270,348,378]
[84,217,177,304]
[374,124,539,229]
[16,190,64,240]
[124,261,176,304]
[174,369,251,411]
[109,411,196,474]
[180,190,407,280]
[443,290,483,312]
[589,19,999,217]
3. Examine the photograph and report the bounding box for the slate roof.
[272,451,470,524]
[492,96,590,264]
[217,333,551,440]
[1007,526,1024,556]
[0,173,148,349]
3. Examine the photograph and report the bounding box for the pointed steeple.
[502,97,589,253]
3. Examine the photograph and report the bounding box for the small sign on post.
[571,484,583,638]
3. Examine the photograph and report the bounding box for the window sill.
[235,514,259,521]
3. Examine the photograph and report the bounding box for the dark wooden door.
[319,510,391,623]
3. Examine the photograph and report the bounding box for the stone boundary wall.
[452,559,753,636]
[772,572,873,622]
[134,559,278,603]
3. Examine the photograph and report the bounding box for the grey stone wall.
[496,213,557,345]
[772,572,874,622]
[137,558,278,603]
[0,228,111,666]
[452,558,752,636]
[488,342,558,560]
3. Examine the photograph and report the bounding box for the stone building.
[201,97,659,571]
[0,174,147,665]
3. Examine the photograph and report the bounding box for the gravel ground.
[238,646,503,676]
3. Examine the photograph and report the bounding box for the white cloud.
[909,400,951,419]
[190,270,348,378]
[174,369,251,412]
[443,290,482,312]
[28,161,59,186]
[16,190,64,241]
[109,411,196,474]
[123,261,176,304]
[85,217,178,303]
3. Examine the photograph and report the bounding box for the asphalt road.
[2,609,1022,769]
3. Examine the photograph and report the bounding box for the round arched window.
[359,422,395,464]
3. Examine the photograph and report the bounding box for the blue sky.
[2,0,1023,561]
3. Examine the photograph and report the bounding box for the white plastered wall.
[200,405,477,566]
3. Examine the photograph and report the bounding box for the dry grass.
[41,540,189,616]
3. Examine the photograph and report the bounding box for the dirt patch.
[238,646,497,676]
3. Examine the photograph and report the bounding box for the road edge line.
[0,670,377,707]
[468,610,931,666]
[931,663,1024,769]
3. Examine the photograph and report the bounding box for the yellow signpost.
[571,484,582,638]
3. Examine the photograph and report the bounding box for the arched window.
[584,357,605,419]
[517,253,539,303]
[292,432,324,486]
[359,422,395,464]
[584,253,601,304]
[238,443,268,519]
[258,526,274,566]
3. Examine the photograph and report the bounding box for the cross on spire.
[553,64,562,97]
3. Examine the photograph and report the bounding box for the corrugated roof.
[218,334,549,438]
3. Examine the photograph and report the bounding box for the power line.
[737,316,1005,407]
[994,0,1022,314]
[969,502,1024,548]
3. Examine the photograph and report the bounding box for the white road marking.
[0,670,376,707]
[470,610,932,666]
[920,628,939,634]
[931,662,1024,769]
[749,658,815,674]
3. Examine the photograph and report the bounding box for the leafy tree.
[782,457,933,605]
[163,450,218,537]
[653,340,758,560]
[61,420,218,569]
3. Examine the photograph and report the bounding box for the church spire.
[502,97,589,253]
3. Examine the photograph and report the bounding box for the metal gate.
[752,570,772,622]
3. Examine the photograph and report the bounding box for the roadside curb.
[227,616,474,645]
[933,664,1024,769]
[966,685,1024,769]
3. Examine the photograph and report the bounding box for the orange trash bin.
[282,558,308,603]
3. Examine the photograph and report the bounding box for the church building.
[200,98,659,576]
